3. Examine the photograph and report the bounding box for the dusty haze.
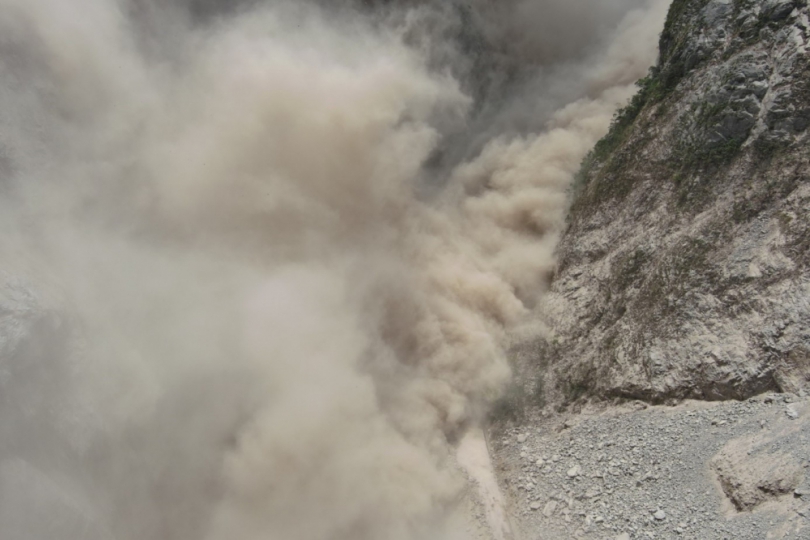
[0,0,668,538]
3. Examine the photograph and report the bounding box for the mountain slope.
[543,0,810,405]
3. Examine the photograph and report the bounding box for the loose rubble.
[492,394,810,539]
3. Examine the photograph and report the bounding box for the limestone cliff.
[542,0,810,405]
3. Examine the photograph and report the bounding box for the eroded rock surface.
[537,0,810,405]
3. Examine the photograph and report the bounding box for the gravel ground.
[491,393,810,540]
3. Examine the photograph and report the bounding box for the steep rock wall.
[543,0,810,405]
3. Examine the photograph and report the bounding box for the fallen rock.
[713,444,805,510]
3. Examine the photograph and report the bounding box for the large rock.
[712,400,809,510]
[539,0,810,406]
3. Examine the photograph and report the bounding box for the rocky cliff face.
[542,0,810,405]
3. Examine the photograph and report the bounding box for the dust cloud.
[0,0,668,538]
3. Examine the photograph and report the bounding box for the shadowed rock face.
[541,0,810,406]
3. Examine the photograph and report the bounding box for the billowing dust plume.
[0,0,668,538]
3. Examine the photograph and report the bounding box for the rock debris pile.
[493,393,809,539]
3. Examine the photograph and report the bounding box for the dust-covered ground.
[492,394,810,540]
